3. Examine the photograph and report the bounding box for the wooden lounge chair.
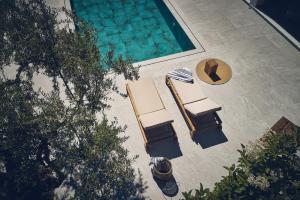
[126,78,177,150]
[166,76,222,137]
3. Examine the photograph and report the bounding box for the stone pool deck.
[47,0,300,199]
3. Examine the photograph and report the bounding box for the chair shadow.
[189,113,228,148]
[192,127,228,149]
[153,176,179,197]
[146,125,182,159]
[147,137,183,159]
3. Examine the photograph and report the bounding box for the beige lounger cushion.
[184,98,221,116]
[171,79,207,105]
[128,78,165,115]
[139,109,174,129]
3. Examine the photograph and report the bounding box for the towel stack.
[167,67,193,83]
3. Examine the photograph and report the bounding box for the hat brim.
[196,58,232,85]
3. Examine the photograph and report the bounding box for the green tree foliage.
[182,129,300,200]
[0,0,145,199]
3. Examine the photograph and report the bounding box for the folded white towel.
[167,73,193,82]
[167,67,193,83]
[175,67,192,78]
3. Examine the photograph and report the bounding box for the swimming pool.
[71,0,196,62]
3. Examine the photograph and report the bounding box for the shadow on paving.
[147,137,183,159]
[192,127,228,149]
[153,176,179,197]
[186,112,227,148]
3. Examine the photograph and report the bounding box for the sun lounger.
[126,78,177,149]
[166,76,222,137]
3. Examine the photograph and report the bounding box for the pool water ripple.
[71,0,195,62]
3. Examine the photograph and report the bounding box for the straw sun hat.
[196,58,232,85]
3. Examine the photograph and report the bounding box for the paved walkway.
[46,0,300,199]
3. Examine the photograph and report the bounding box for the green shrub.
[182,128,300,200]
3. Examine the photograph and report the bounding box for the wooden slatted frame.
[166,76,222,138]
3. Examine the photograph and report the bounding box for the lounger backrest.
[171,79,207,105]
[127,78,165,116]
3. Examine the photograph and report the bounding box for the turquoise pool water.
[71,0,195,62]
